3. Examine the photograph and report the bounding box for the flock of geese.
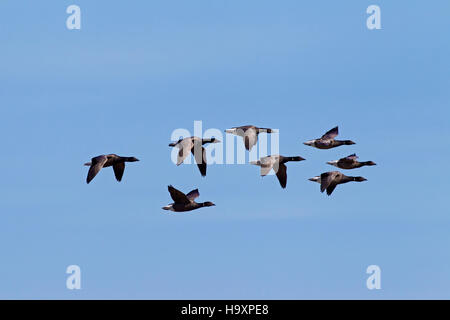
[84,125,376,212]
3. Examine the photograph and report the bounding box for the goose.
[250,155,305,188]
[319,171,367,196]
[169,136,220,177]
[225,125,276,151]
[84,154,139,184]
[327,154,376,170]
[162,185,215,212]
[303,126,355,149]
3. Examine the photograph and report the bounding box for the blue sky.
[0,0,449,299]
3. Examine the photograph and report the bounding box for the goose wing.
[258,156,275,176]
[191,142,207,177]
[168,185,190,204]
[345,154,358,160]
[275,162,288,188]
[186,189,200,201]
[320,171,339,193]
[176,138,194,165]
[339,154,358,167]
[321,126,339,140]
[326,183,338,196]
[244,128,258,151]
[86,155,108,184]
[113,162,125,182]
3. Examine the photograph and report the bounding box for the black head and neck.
[362,161,376,166]
[201,201,216,207]
[283,156,306,163]
[169,138,183,147]
[202,137,221,144]
[125,157,140,162]
[352,176,367,182]
[344,140,356,145]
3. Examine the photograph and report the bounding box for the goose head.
[209,137,221,143]
[202,201,216,207]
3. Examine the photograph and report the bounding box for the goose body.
[318,171,367,195]
[84,154,139,184]
[169,136,220,177]
[225,125,275,151]
[304,126,355,150]
[250,154,305,188]
[162,185,215,212]
[327,154,376,170]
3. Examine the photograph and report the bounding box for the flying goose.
[250,155,305,188]
[327,154,376,169]
[303,126,355,149]
[162,185,215,212]
[84,154,139,184]
[225,125,276,151]
[318,171,367,196]
[169,136,220,177]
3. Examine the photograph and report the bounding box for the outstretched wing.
[326,184,338,196]
[176,138,194,165]
[320,171,339,193]
[244,129,258,151]
[275,163,287,188]
[186,189,200,201]
[113,162,125,182]
[168,185,190,204]
[191,143,207,177]
[321,126,339,140]
[86,155,108,184]
[258,156,275,176]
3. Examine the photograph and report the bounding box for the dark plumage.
[84,154,139,184]
[303,126,355,149]
[225,125,276,151]
[169,136,221,177]
[162,185,215,212]
[319,171,367,195]
[327,154,376,170]
[250,155,305,188]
